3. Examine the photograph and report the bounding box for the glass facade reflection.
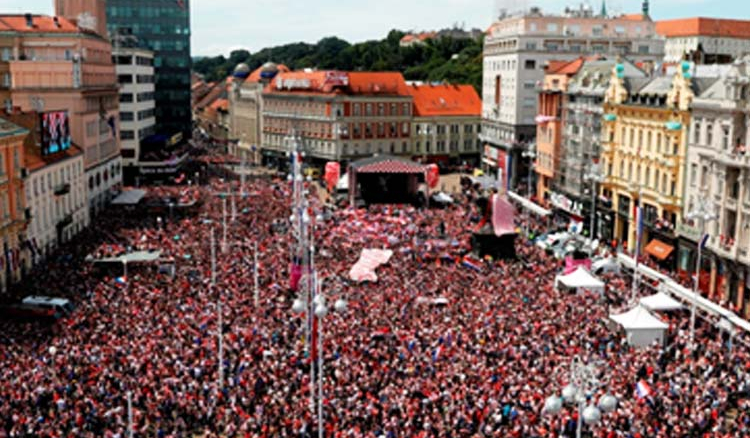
[106,0,191,138]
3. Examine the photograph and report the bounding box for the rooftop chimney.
[24,13,33,28]
[53,16,60,28]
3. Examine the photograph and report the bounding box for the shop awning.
[644,239,674,260]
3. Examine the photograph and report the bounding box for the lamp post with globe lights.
[543,356,618,438]
[685,197,717,351]
[521,144,537,235]
[292,278,348,438]
[584,164,605,242]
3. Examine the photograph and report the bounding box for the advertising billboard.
[40,111,72,156]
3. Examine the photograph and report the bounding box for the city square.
[0,0,747,437]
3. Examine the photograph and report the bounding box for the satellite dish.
[76,12,97,32]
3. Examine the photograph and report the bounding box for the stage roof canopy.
[350,155,426,174]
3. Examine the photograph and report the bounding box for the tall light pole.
[254,241,259,307]
[521,144,537,235]
[584,164,605,242]
[629,182,643,303]
[544,356,618,438]
[686,198,717,351]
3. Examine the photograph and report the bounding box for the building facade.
[407,83,481,167]
[657,18,750,64]
[105,0,191,138]
[0,13,121,215]
[682,57,750,315]
[0,118,29,292]
[262,71,412,166]
[552,58,647,235]
[228,62,287,163]
[601,61,713,262]
[535,58,583,205]
[113,44,155,168]
[481,4,663,190]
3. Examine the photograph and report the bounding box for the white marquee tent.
[554,267,605,294]
[639,291,684,312]
[609,305,669,347]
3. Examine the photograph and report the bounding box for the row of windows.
[415,139,480,153]
[120,92,154,103]
[117,74,155,84]
[352,102,411,117]
[416,124,480,135]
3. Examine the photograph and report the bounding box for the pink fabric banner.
[290,264,303,291]
[349,249,394,283]
[491,195,517,237]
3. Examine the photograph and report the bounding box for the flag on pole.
[633,202,643,259]
[699,232,710,250]
[461,256,482,272]
[636,380,652,399]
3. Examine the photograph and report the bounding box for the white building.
[657,18,750,64]
[481,3,663,188]
[113,45,156,168]
[25,144,88,262]
[682,57,750,314]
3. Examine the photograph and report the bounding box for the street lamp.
[290,281,348,438]
[685,197,717,351]
[544,356,618,438]
[584,164,605,243]
[628,182,643,303]
[521,144,537,235]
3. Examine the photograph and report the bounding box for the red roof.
[210,98,228,111]
[0,15,79,33]
[267,71,410,97]
[407,84,480,117]
[656,17,750,38]
[546,58,585,75]
[354,159,426,174]
[621,14,647,21]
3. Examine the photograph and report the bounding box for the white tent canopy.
[507,191,552,217]
[111,189,147,206]
[336,173,349,191]
[86,250,162,264]
[640,291,684,311]
[609,305,669,347]
[554,267,605,293]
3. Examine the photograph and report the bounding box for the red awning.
[355,160,425,174]
[645,239,674,261]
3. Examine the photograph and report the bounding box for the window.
[1,47,10,61]
[690,163,697,186]
[526,42,537,50]
[121,130,135,140]
[547,23,558,32]
[693,121,701,144]
[402,103,410,116]
[120,112,134,122]
[365,104,372,116]
[615,26,625,34]
[707,123,713,145]
[378,103,385,116]
[523,81,535,89]
[569,44,582,52]
[2,73,9,87]
[592,26,603,36]
[121,148,136,158]
[592,44,605,53]
[402,123,409,135]
[495,75,502,104]
[353,104,361,116]
[638,45,649,54]
[524,60,536,70]
[120,93,134,103]
[722,126,730,150]
[117,74,133,84]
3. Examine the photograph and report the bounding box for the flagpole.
[630,184,642,304]
[254,241,259,307]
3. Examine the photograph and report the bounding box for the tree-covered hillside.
[192,30,483,92]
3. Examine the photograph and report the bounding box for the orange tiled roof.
[194,83,225,110]
[621,14,647,21]
[267,71,410,96]
[407,84,480,117]
[656,17,750,38]
[210,98,228,111]
[246,64,290,83]
[0,15,79,33]
[547,58,585,75]
[400,35,416,43]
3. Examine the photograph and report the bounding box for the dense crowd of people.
[0,153,748,438]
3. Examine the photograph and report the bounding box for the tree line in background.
[192,30,483,93]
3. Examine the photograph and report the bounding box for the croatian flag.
[115,276,127,285]
[462,256,482,272]
[699,232,710,250]
[636,379,652,399]
[432,345,443,362]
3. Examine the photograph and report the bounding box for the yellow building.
[0,117,29,292]
[601,61,709,264]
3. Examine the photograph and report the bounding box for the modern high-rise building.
[104,0,191,138]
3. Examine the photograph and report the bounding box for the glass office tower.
[106,0,191,138]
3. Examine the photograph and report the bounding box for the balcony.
[9,60,116,90]
[54,183,71,196]
[658,193,682,208]
[710,236,737,261]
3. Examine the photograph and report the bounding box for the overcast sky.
[0,0,742,56]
